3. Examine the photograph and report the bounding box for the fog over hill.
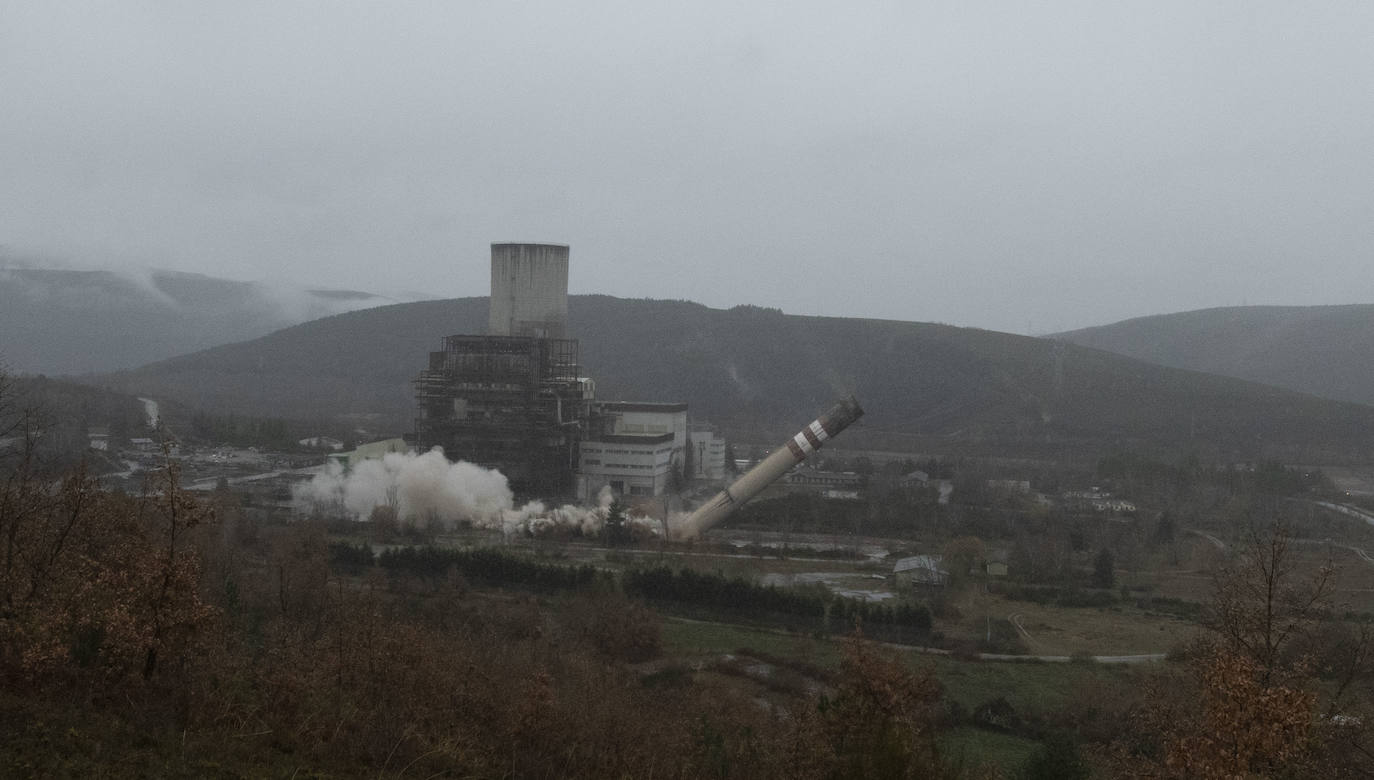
[1055,305,1374,407]
[96,296,1374,463]
[0,260,401,375]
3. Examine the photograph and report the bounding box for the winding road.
[1186,528,1228,551]
[1285,499,1374,566]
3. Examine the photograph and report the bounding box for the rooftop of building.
[893,555,946,574]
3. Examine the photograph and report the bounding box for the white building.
[689,425,727,483]
[326,438,410,471]
[892,555,949,587]
[87,426,110,451]
[299,435,345,451]
[576,402,688,500]
[784,466,864,499]
[577,433,678,499]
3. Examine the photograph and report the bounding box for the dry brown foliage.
[819,633,960,779]
[1,455,214,694]
[1113,520,1372,779]
[1,434,1005,777]
[1149,647,1315,779]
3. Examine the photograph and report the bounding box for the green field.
[662,616,1144,714]
[661,617,1136,776]
[938,727,1041,775]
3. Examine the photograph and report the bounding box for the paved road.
[1186,528,1228,551]
[1008,612,1039,649]
[1291,498,1374,528]
[184,464,324,491]
[1289,537,1374,567]
[1285,499,1374,566]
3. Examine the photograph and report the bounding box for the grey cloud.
[2,1,1372,334]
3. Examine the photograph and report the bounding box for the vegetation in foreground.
[4,376,1374,777]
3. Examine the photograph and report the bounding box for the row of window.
[582,462,663,472]
[584,445,678,456]
[584,458,670,468]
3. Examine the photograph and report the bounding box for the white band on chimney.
[809,421,829,442]
[792,432,815,454]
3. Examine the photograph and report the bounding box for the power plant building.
[412,243,590,496]
[488,243,569,339]
[412,242,709,502]
[577,402,688,500]
[689,425,727,482]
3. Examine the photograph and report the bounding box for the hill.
[0,374,152,472]
[93,296,1374,463]
[0,261,398,375]
[1055,305,1374,407]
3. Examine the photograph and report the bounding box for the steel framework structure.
[412,335,587,497]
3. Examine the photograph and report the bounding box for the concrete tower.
[488,243,569,339]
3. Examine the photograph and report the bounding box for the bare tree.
[1209,520,1335,683]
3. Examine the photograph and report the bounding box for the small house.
[893,555,949,587]
[87,426,110,451]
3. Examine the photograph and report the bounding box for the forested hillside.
[94,296,1374,462]
[1056,305,1374,406]
[0,375,148,471]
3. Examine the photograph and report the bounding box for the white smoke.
[502,485,661,539]
[295,449,663,538]
[295,448,513,528]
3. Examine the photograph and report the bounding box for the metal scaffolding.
[412,335,588,497]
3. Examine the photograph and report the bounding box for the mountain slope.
[0,262,396,374]
[1055,305,1374,406]
[96,296,1374,462]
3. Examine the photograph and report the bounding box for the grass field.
[984,598,1196,656]
[661,615,1145,777]
[938,726,1041,775]
[662,617,843,667]
[661,616,1147,714]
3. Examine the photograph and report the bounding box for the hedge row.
[331,544,932,636]
[623,565,932,633]
[364,544,605,592]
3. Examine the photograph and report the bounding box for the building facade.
[689,425,727,483]
[783,466,864,499]
[576,402,688,501]
[488,243,569,339]
[411,243,592,497]
[413,243,697,503]
[413,334,590,496]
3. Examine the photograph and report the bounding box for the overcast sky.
[3,1,1372,334]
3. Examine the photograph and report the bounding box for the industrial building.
[325,437,410,470]
[576,402,688,500]
[783,466,864,499]
[412,243,591,495]
[487,242,571,339]
[689,424,727,482]
[412,243,704,500]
